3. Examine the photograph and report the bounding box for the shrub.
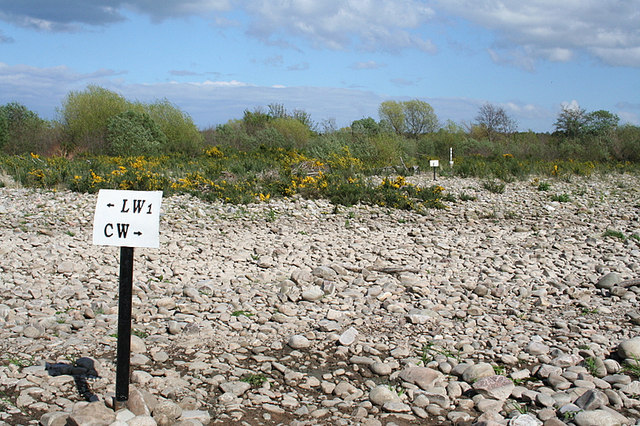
[144,99,203,155]
[269,117,311,150]
[483,180,506,194]
[58,85,131,154]
[0,102,51,155]
[107,110,166,156]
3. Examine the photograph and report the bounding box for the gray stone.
[618,337,640,359]
[369,385,399,405]
[339,326,358,346]
[152,399,183,420]
[67,401,116,426]
[127,416,157,426]
[370,362,392,376]
[462,363,495,383]
[507,413,542,426]
[596,272,622,289]
[287,334,310,349]
[40,412,69,426]
[574,409,629,426]
[398,366,444,390]
[301,286,324,302]
[219,381,251,396]
[575,389,608,410]
[473,375,515,400]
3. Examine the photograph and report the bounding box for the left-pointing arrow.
[107,203,115,207]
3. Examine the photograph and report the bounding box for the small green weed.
[482,180,505,194]
[231,310,254,318]
[132,329,148,338]
[506,400,528,414]
[537,181,551,191]
[241,373,267,387]
[580,307,598,315]
[631,234,640,242]
[603,229,626,240]
[551,193,570,202]
[458,192,476,201]
[583,357,599,376]
[562,410,579,421]
[265,209,277,222]
[622,356,640,377]
[493,364,506,375]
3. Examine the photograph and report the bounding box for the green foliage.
[351,117,381,136]
[58,85,131,154]
[537,181,551,191]
[403,99,439,137]
[378,99,439,138]
[269,117,311,149]
[107,110,166,156]
[144,99,203,155]
[482,180,506,194]
[0,102,51,154]
[554,105,587,138]
[378,100,405,134]
[603,229,625,240]
[241,373,267,387]
[550,193,570,202]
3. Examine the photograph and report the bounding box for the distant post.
[430,160,440,180]
[92,189,163,410]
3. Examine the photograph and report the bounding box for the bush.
[144,99,203,155]
[269,118,311,150]
[58,85,131,154]
[0,102,52,155]
[107,110,167,156]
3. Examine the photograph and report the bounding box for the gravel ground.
[0,173,639,426]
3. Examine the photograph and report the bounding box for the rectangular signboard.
[93,189,163,248]
[430,160,440,167]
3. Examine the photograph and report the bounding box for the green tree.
[554,105,587,138]
[585,110,619,136]
[58,85,131,154]
[403,99,439,137]
[144,99,203,155]
[0,102,50,154]
[107,110,167,156]
[378,100,405,135]
[351,117,381,136]
[475,103,517,142]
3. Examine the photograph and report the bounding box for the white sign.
[93,190,163,248]
[430,160,440,167]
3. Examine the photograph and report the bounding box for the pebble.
[0,175,637,425]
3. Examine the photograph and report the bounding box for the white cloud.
[243,0,436,53]
[351,61,386,70]
[436,0,640,67]
[0,62,571,131]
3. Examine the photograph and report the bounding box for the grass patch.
[550,193,571,202]
[458,192,476,201]
[241,373,267,387]
[603,229,626,240]
[537,181,551,191]
[231,310,254,318]
[482,180,506,194]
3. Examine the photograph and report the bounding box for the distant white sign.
[430,160,440,167]
[93,190,163,248]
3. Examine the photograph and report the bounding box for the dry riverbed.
[1,173,640,426]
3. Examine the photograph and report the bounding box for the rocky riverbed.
[1,173,640,426]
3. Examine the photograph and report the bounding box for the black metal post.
[115,246,134,410]
[433,166,437,181]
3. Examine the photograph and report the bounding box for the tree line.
[1,85,638,163]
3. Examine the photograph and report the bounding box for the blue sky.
[0,1,638,132]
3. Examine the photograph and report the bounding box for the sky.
[0,1,639,133]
